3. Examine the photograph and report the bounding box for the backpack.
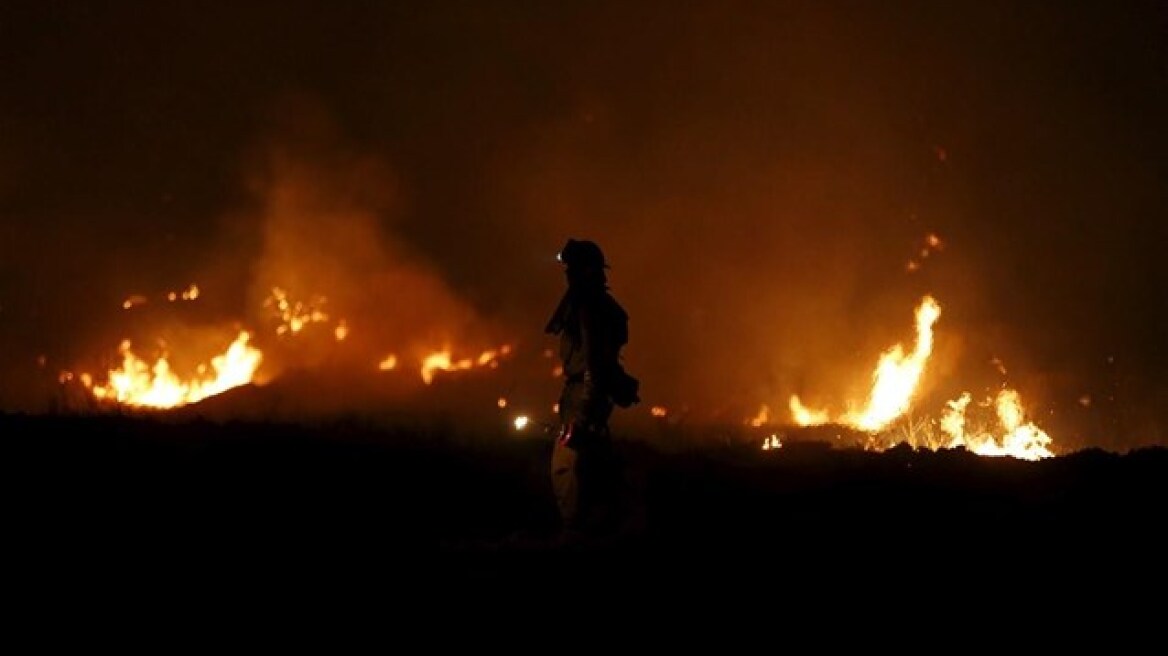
[605,295,640,408]
[610,363,641,408]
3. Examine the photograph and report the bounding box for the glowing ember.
[906,233,945,272]
[265,287,332,336]
[334,321,349,341]
[497,397,508,408]
[513,415,530,430]
[168,284,200,301]
[83,331,262,408]
[650,406,668,417]
[378,354,398,371]
[122,294,148,310]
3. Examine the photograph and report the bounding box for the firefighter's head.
[557,238,607,270]
[557,238,608,288]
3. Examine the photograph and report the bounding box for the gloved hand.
[557,422,577,447]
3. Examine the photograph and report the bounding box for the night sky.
[2,1,1166,449]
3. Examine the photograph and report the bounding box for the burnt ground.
[4,411,1167,623]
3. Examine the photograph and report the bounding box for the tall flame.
[843,296,941,431]
[791,296,941,432]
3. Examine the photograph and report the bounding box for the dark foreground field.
[5,411,1167,618]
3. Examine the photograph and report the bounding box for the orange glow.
[377,354,398,371]
[650,406,668,417]
[83,331,262,408]
[497,397,508,408]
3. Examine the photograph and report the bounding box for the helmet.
[557,238,608,270]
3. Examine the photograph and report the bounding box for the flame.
[939,389,1054,461]
[788,396,829,426]
[84,331,262,408]
[513,415,529,430]
[419,345,510,384]
[844,296,940,431]
[497,397,508,408]
[650,406,668,417]
[791,296,940,432]
[761,434,783,450]
[784,294,1056,459]
[748,404,770,427]
[377,354,398,371]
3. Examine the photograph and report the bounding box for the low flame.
[84,331,262,408]
[788,396,828,426]
[748,404,770,427]
[939,389,1054,461]
[420,345,511,384]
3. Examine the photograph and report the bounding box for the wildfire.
[786,295,1056,459]
[83,331,262,408]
